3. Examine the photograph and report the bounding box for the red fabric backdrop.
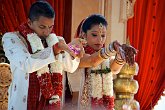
[0,0,71,42]
[127,0,165,109]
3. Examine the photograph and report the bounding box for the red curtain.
[63,0,72,43]
[0,0,68,38]
[127,0,165,109]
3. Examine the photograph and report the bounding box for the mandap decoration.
[0,63,12,110]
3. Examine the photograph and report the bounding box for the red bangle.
[53,43,61,54]
[54,43,58,48]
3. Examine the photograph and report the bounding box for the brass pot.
[115,99,140,110]
[114,78,139,94]
[116,93,134,99]
[119,63,139,78]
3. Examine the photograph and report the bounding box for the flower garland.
[27,33,63,109]
[90,59,114,110]
[80,45,114,110]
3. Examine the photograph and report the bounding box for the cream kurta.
[2,32,80,110]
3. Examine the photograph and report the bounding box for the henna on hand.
[112,40,137,66]
[113,41,125,60]
[121,44,137,66]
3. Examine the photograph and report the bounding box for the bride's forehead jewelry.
[99,23,104,35]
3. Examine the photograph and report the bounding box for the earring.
[79,37,87,46]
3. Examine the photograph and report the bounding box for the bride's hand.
[121,44,137,66]
[113,40,126,60]
[112,40,137,66]
[68,38,86,58]
[57,39,77,58]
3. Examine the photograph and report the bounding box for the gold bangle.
[109,43,115,53]
[115,54,124,62]
[105,46,116,56]
[101,48,109,59]
[104,47,111,57]
[98,49,105,59]
[98,49,108,59]
[115,57,124,63]
[115,54,124,65]
[115,59,124,65]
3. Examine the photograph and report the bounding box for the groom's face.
[28,16,54,39]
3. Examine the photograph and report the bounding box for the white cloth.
[67,68,84,92]
[2,32,80,110]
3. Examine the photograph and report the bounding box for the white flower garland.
[46,34,63,74]
[90,59,113,98]
[27,33,63,104]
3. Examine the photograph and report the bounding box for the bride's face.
[84,24,107,51]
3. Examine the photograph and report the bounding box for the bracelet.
[115,54,124,62]
[115,54,124,65]
[103,47,111,57]
[115,60,124,65]
[101,48,109,59]
[104,43,116,57]
[53,43,62,55]
[98,49,104,59]
[109,42,115,53]
[99,48,109,59]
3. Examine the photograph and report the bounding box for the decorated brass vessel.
[114,62,140,110]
